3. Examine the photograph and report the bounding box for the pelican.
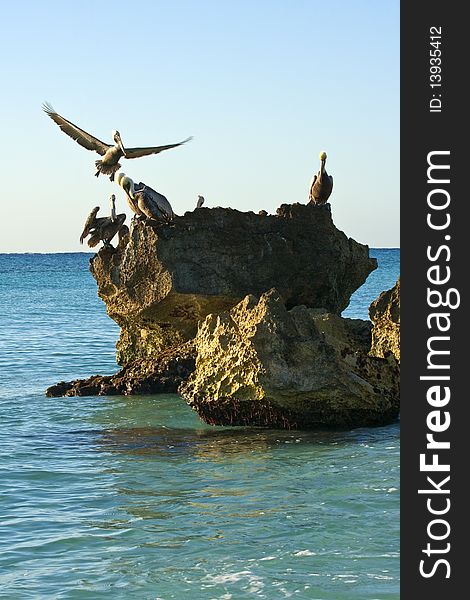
[309,151,333,206]
[116,173,144,218]
[87,214,126,248]
[43,103,192,181]
[196,195,205,208]
[117,173,174,223]
[80,195,126,248]
[79,196,117,243]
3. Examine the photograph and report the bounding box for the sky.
[0,0,399,252]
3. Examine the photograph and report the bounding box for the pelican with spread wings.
[43,103,192,181]
[80,195,126,248]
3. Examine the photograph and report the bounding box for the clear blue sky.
[0,0,399,252]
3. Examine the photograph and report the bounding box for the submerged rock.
[46,342,196,397]
[369,278,400,362]
[90,203,376,365]
[180,290,400,429]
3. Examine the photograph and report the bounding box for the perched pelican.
[79,196,116,243]
[309,151,333,206]
[80,195,126,248]
[117,173,174,223]
[116,173,144,218]
[43,103,192,181]
[87,214,126,248]
[196,195,205,208]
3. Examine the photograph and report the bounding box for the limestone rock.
[180,290,400,429]
[90,203,376,365]
[369,278,400,362]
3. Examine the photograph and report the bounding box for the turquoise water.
[0,250,399,599]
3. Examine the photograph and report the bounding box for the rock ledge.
[180,289,399,428]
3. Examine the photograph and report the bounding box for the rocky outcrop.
[369,278,400,362]
[46,202,400,432]
[180,290,400,429]
[91,203,376,365]
[45,342,195,397]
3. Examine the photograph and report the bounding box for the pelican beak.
[116,134,126,157]
[124,179,135,200]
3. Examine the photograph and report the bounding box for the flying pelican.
[43,103,192,181]
[80,195,126,248]
[309,151,333,206]
[117,173,174,223]
[196,195,205,208]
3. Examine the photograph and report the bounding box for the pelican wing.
[87,216,115,248]
[309,174,317,191]
[43,103,110,155]
[138,184,174,221]
[124,137,193,159]
[80,207,100,244]
[87,232,102,248]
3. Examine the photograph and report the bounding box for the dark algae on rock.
[46,342,196,397]
[46,202,400,430]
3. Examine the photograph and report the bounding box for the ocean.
[0,249,400,599]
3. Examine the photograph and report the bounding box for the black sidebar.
[401,2,467,598]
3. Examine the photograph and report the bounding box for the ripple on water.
[0,251,400,599]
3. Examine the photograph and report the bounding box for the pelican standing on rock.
[80,195,126,248]
[196,195,205,208]
[88,213,126,248]
[80,196,118,243]
[117,173,174,223]
[309,151,333,206]
[43,103,192,181]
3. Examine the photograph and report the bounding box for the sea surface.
[0,249,400,599]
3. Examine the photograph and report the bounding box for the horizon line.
[0,247,401,255]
